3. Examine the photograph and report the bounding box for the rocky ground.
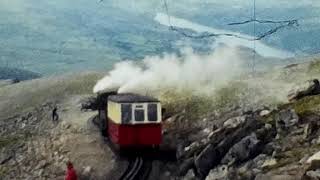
[0,73,124,179]
[0,97,118,179]
[156,60,320,180]
[164,95,320,180]
[1,60,320,180]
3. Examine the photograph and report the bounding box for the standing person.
[65,161,78,180]
[52,105,59,122]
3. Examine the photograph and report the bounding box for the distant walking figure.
[52,106,59,121]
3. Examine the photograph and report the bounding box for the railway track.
[119,157,152,180]
[91,115,157,180]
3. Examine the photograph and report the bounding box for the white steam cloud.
[93,47,244,95]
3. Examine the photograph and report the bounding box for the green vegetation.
[212,81,248,109]
[291,95,320,116]
[308,59,320,74]
[260,111,277,126]
[58,73,102,95]
[158,81,250,121]
[0,166,8,178]
[160,90,215,121]
[0,136,20,149]
[265,143,320,172]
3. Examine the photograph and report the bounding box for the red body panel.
[108,119,162,147]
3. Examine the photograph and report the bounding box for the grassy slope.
[291,95,320,116]
[159,58,320,122]
[0,72,103,119]
[279,59,320,115]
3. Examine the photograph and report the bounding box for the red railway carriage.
[100,93,162,148]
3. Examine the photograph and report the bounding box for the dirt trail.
[54,95,117,179]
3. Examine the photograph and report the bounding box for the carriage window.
[148,104,157,122]
[121,104,132,123]
[134,109,145,122]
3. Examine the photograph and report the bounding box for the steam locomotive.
[97,93,162,149]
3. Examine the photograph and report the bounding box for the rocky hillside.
[162,94,320,180]
[156,59,320,180]
[0,59,320,180]
[0,100,115,179]
[0,72,121,179]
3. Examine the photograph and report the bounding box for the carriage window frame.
[121,104,132,124]
[133,104,145,122]
[147,104,158,122]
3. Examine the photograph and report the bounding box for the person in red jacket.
[65,161,78,180]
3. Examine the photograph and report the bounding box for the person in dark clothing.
[52,106,59,121]
[12,78,20,84]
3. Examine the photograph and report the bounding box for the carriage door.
[98,109,107,135]
[133,104,145,144]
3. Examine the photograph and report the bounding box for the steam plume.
[93,47,244,95]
